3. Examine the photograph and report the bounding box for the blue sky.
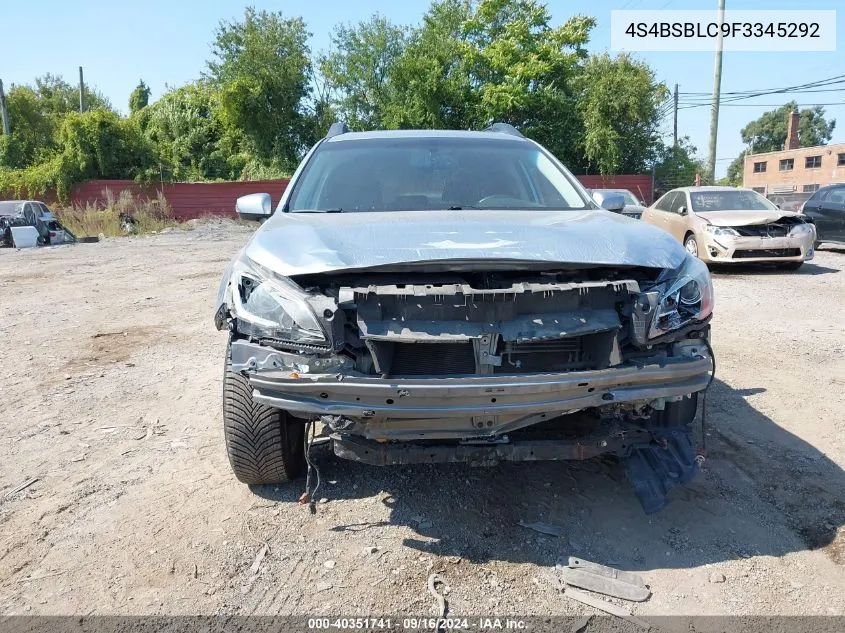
[3,0,843,176]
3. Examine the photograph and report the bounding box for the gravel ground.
[1,222,843,621]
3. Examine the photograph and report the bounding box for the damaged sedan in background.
[641,186,816,270]
[215,124,715,513]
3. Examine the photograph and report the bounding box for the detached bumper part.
[624,428,699,514]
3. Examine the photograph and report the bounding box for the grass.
[55,189,177,237]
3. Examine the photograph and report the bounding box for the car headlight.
[788,222,813,236]
[649,255,714,339]
[227,257,326,344]
[704,225,739,237]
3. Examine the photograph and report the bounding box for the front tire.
[223,345,305,484]
[684,233,699,259]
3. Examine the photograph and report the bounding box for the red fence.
[69,179,291,221]
[59,174,652,221]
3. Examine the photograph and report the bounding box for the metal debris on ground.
[563,587,651,630]
[427,573,447,617]
[6,477,39,498]
[249,544,269,575]
[557,556,651,602]
[518,520,566,537]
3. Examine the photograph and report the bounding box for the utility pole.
[707,0,726,183]
[78,66,85,113]
[0,79,10,136]
[673,83,679,147]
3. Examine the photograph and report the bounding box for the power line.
[677,101,845,110]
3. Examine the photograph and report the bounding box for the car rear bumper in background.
[698,232,814,263]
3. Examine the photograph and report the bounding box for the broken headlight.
[649,255,714,339]
[704,225,739,238]
[228,258,326,344]
[788,222,813,236]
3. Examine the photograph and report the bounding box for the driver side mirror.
[236,193,273,222]
[591,191,626,213]
[678,205,688,215]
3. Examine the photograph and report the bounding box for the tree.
[207,7,313,171]
[723,153,745,187]
[33,73,112,115]
[142,82,243,181]
[577,53,668,174]
[383,0,475,130]
[0,86,55,168]
[652,137,705,197]
[320,15,407,130]
[129,80,151,114]
[741,101,835,153]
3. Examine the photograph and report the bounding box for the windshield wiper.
[445,205,480,210]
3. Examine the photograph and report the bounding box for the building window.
[803,184,820,193]
[805,155,822,169]
[753,161,767,173]
[751,187,766,194]
[779,158,794,171]
[838,153,845,166]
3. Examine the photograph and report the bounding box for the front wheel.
[684,234,699,258]
[223,346,305,484]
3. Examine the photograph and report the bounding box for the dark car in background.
[801,184,845,246]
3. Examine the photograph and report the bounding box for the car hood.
[244,209,687,276]
[694,209,803,227]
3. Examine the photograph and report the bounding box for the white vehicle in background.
[588,189,646,219]
[0,200,77,248]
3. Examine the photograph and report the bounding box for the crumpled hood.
[695,209,803,227]
[245,209,687,276]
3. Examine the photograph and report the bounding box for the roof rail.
[326,121,350,139]
[483,122,524,138]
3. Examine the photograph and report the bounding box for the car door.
[663,191,691,242]
[820,186,845,242]
[643,191,679,238]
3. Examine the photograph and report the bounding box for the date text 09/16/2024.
[307,618,527,630]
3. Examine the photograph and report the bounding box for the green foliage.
[129,80,151,114]
[0,110,156,202]
[141,81,244,181]
[741,101,835,152]
[320,15,408,130]
[723,153,745,187]
[577,53,668,174]
[208,7,313,170]
[382,0,474,130]
[652,137,705,195]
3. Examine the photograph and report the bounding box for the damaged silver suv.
[215,123,715,513]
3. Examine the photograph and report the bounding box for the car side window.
[655,192,677,212]
[669,192,688,214]
[827,187,845,205]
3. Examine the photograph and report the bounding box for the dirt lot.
[1,222,844,619]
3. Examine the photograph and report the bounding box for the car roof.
[671,186,753,193]
[0,200,46,205]
[325,129,529,143]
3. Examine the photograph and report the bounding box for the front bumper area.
[241,339,712,439]
[698,232,814,263]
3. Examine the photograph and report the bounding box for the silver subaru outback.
[215,122,715,513]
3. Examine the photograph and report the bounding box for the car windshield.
[286,136,591,212]
[0,201,24,217]
[690,190,776,212]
